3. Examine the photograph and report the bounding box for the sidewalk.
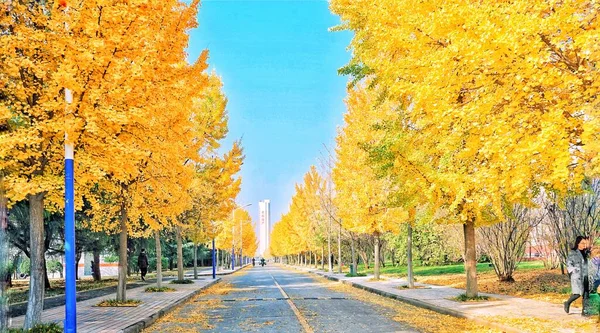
[8,265,246,318]
[6,265,248,333]
[287,265,599,333]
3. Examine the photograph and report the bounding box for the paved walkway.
[7,265,249,332]
[288,265,599,333]
[8,265,244,317]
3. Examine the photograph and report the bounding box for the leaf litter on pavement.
[144,271,279,333]
[145,267,598,333]
[143,282,230,333]
[317,275,500,333]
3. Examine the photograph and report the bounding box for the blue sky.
[188,0,352,230]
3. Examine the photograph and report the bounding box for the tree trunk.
[0,188,9,332]
[217,249,221,271]
[116,203,128,302]
[176,226,184,280]
[42,257,51,289]
[391,249,396,267]
[338,223,342,274]
[464,218,478,298]
[321,245,325,270]
[351,235,357,276]
[193,243,198,279]
[24,193,45,330]
[374,233,381,280]
[0,274,6,332]
[359,250,369,269]
[155,231,162,288]
[0,256,7,332]
[407,223,414,288]
[93,249,101,281]
[328,217,333,273]
[126,240,134,277]
[314,251,317,268]
[75,249,82,280]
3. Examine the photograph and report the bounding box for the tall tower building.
[258,200,271,256]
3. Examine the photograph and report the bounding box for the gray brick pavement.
[8,277,220,332]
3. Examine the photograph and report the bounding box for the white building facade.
[258,200,271,256]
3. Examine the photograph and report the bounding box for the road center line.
[269,273,314,333]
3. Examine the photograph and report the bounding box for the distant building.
[258,200,271,256]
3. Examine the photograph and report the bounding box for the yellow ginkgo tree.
[331,0,600,296]
[0,2,77,327]
[333,85,409,280]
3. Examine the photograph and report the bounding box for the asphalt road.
[148,265,418,333]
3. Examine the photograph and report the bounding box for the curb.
[288,265,521,333]
[121,278,221,333]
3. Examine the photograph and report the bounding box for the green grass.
[355,260,544,277]
[96,299,141,307]
[345,272,367,277]
[451,293,494,302]
[7,323,62,333]
[170,279,194,284]
[145,286,176,292]
[7,271,181,304]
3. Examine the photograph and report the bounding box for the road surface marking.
[270,273,314,333]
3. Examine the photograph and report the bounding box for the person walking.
[138,248,149,281]
[252,258,256,267]
[564,236,590,314]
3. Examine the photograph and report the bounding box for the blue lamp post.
[64,88,76,332]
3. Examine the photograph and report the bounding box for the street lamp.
[232,203,251,270]
[61,5,76,331]
[64,89,76,333]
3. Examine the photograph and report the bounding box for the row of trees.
[271,0,600,297]
[1,0,255,330]
[3,201,256,285]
